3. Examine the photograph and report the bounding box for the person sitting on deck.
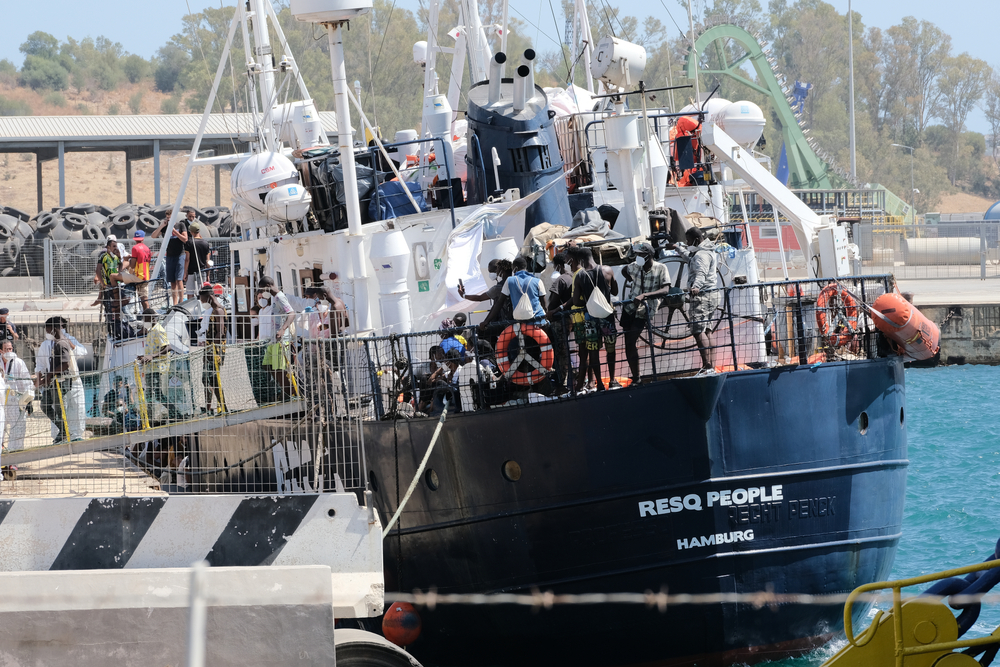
[438,319,467,362]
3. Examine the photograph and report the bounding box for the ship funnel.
[514,65,529,113]
[488,52,507,106]
[520,49,536,101]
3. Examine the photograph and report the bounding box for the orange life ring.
[496,323,554,386]
[815,284,859,348]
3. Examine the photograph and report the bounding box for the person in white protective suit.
[1,340,33,451]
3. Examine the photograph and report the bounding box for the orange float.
[497,323,554,386]
[871,292,940,361]
[815,284,859,348]
[382,601,422,646]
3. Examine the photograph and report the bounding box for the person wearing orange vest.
[119,230,152,310]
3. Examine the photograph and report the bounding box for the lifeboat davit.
[871,293,940,361]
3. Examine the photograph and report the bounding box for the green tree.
[154,43,189,92]
[20,54,69,90]
[123,54,150,84]
[935,53,991,185]
[19,31,59,60]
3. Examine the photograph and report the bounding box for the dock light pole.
[891,143,915,223]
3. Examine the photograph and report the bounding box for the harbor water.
[771,364,1000,665]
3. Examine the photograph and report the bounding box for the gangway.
[4,399,304,466]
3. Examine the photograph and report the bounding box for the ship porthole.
[859,411,869,435]
[900,407,905,426]
[502,460,522,482]
[425,469,440,491]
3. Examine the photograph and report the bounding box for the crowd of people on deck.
[415,227,720,414]
[0,215,720,451]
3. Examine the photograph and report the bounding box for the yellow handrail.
[840,557,1000,667]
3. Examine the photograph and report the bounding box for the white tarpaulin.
[415,178,566,329]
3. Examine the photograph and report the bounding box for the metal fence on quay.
[748,220,1000,280]
[2,336,367,499]
[32,239,235,298]
[853,221,1000,280]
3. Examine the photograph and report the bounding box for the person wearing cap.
[96,236,125,313]
[0,308,17,343]
[152,208,190,306]
[121,230,152,310]
[37,320,85,442]
[622,242,670,385]
[34,316,86,442]
[138,308,180,421]
[185,221,212,299]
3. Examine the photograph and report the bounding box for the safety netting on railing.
[349,275,896,420]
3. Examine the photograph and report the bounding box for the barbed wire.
[386,588,1000,611]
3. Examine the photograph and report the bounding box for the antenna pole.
[326,20,372,333]
[847,0,857,181]
[687,0,700,103]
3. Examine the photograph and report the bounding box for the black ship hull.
[365,357,907,666]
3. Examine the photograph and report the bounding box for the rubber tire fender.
[334,629,422,667]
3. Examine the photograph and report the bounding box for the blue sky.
[3,0,995,132]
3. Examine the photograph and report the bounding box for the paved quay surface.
[897,278,1000,306]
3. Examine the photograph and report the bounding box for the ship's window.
[502,460,522,482]
[900,407,905,426]
[859,411,869,435]
[425,469,440,491]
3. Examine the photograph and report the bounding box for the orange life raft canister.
[871,292,940,361]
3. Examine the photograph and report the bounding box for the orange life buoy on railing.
[815,284,859,348]
[496,323,554,386]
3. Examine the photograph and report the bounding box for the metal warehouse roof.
[0,111,340,210]
[0,112,339,148]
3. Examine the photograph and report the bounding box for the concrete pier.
[0,565,337,666]
[901,278,1000,365]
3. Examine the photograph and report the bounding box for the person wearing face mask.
[38,324,85,442]
[138,308,179,421]
[35,317,86,443]
[197,287,227,414]
[1,340,33,451]
[622,242,670,385]
[472,259,514,345]
[257,276,297,396]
